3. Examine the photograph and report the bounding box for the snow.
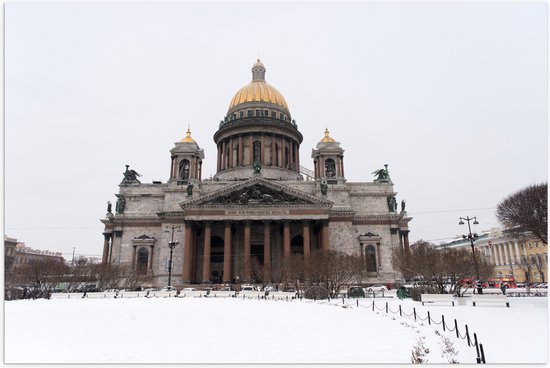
[4,293,547,364]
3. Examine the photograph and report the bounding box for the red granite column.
[229,138,234,168]
[217,144,221,172]
[403,230,410,254]
[263,221,271,282]
[223,221,232,283]
[238,135,243,166]
[102,232,111,264]
[321,220,329,253]
[302,220,311,258]
[183,222,193,283]
[202,221,212,283]
[248,135,253,165]
[243,221,251,282]
[283,221,291,258]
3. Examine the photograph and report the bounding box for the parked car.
[396,285,413,299]
[348,286,365,298]
[366,285,388,293]
[241,284,256,291]
[182,287,197,291]
[160,286,177,292]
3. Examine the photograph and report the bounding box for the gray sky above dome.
[5,2,547,260]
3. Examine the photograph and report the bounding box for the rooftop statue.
[253,161,262,174]
[372,164,391,183]
[115,196,126,214]
[320,180,328,195]
[121,165,141,184]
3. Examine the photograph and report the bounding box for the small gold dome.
[320,128,335,143]
[180,127,196,143]
[228,60,289,112]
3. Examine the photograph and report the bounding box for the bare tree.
[307,250,364,298]
[496,183,547,245]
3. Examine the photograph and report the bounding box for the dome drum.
[214,117,302,144]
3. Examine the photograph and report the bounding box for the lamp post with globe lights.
[459,216,482,294]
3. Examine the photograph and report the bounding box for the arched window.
[275,144,280,166]
[366,245,377,272]
[234,144,239,166]
[179,159,190,180]
[137,247,149,275]
[325,158,336,178]
[253,141,261,164]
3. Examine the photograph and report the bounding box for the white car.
[366,285,388,293]
[182,287,197,291]
[160,286,177,292]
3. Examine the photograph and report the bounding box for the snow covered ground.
[4,294,547,364]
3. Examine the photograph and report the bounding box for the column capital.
[263,220,271,226]
[103,232,112,241]
[301,219,310,226]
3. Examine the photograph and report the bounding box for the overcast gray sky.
[5,1,547,261]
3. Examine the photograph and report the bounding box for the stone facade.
[101,60,412,287]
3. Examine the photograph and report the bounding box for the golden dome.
[320,128,335,143]
[180,127,196,143]
[227,60,289,112]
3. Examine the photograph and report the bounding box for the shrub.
[304,285,330,300]
[410,286,439,302]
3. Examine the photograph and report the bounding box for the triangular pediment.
[181,177,332,209]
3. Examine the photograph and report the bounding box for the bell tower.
[311,128,345,183]
[169,127,204,184]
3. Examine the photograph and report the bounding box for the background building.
[5,236,65,269]
[436,228,548,283]
[101,60,412,288]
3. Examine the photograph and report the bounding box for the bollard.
[357,299,359,307]
[342,297,345,305]
[385,302,388,314]
[465,325,471,346]
[454,319,459,338]
[480,344,486,363]
[474,333,481,363]
[413,307,416,321]
[442,315,446,331]
[399,305,402,317]
[427,311,431,325]
[372,301,375,311]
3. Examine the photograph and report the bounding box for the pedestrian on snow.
[500,283,507,295]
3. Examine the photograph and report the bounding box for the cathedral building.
[100,60,412,287]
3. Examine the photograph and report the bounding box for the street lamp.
[459,216,482,294]
[165,225,181,288]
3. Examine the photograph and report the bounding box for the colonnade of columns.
[182,219,329,284]
[482,240,522,266]
[217,133,300,172]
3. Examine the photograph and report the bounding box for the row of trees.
[249,250,365,298]
[391,241,494,295]
[5,257,148,300]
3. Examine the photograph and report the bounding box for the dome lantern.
[252,59,266,81]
